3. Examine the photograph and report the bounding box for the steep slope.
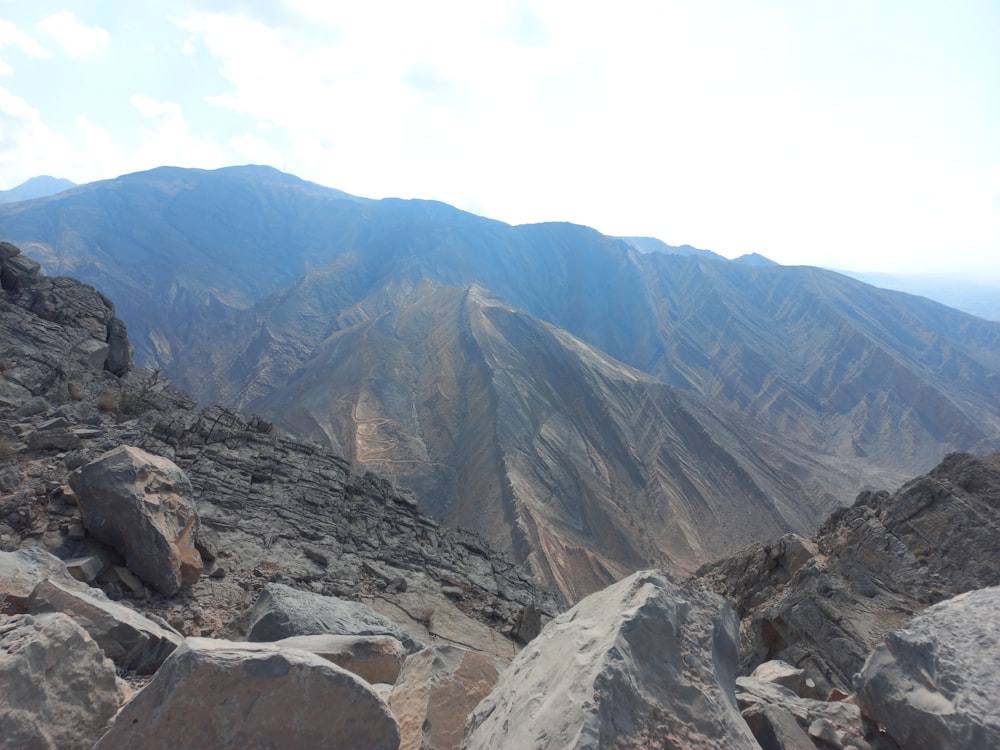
[247,281,890,600]
[3,166,1000,600]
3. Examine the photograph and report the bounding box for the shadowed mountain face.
[3,165,999,600]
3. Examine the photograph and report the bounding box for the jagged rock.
[93,637,399,750]
[854,586,1000,750]
[751,660,820,700]
[273,633,406,684]
[464,570,757,749]
[735,677,897,750]
[694,453,1000,693]
[389,645,500,750]
[741,703,816,750]
[27,578,181,674]
[70,445,202,595]
[0,612,122,750]
[247,582,422,653]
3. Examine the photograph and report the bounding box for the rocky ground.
[3,239,1000,749]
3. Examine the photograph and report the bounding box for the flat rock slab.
[390,645,500,750]
[94,637,399,750]
[70,445,202,596]
[248,582,421,653]
[855,585,1000,750]
[464,569,758,750]
[0,612,122,750]
[273,633,406,684]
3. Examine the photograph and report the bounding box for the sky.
[1,1,998,280]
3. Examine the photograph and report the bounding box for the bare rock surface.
[0,612,122,750]
[855,586,1000,750]
[390,645,501,750]
[464,569,757,750]
[247,582,422,653]
[273,632,405,684]
[695,452,1000,692]
[94,636,399,749]
[27,577,181,674]
[0,545,83,609]
[70,445,202,596]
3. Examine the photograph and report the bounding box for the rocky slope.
[3,165,1000,603]
[3,244,999,748]
[0,242,558,657]
[694,450,1000,695]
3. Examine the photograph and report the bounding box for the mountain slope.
[2,165,999,599]
[0,176,75,203]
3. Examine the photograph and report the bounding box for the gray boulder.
[273,633,406,684]
[27,578,181,674]
[390,645,501,750]
[0,612,122,750]
[94,637,399,750]
[70,445,202,595]
[464,569,757,749]
[855,586,1000,750]
[0,546,83,611]
[247,582,422,653]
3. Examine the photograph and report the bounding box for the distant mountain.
[0,176,76,203]
[732,252,778,266]
[3,165,999,599]
[838,270,1000,322]
[619,236,726,261]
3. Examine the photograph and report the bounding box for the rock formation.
[464,570,759,749]
[93,638,400,749]
[855,586,1000,750]
[694,451,1000,694]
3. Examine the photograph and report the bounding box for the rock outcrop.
[855,586,1000,750]
[70,445,202,596]
[94,637,400,750]
[464,569,758,749]
[694,452,1000,693]
[0,612,122,750]
[390,645,501,750]
[247,582,422,653]
[272,633,406,685]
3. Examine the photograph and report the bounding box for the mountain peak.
[0,175,76,204]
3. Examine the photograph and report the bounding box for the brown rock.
[70,445,202,595]
[390,645,500,750]
[94,637,399,750]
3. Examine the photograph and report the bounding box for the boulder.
[464,569,757,749]
[751,659,820,699]
[27,578,182,674]
[247,582,421,653]
[69,445,202,595]
[93,637,399,750]
[273,633,406,684]
[0,612,122,750]
[855,586,1000,750]
[0,546,82,612]
[390,645,500,750]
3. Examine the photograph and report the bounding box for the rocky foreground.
[2,240,1000,748]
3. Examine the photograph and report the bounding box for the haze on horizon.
[1,1,997,281]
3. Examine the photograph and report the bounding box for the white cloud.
[38,11,108,58]
[130,93,225,170]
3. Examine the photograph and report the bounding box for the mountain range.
[2,165,999,600]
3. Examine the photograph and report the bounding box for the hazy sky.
[1,1,998,279]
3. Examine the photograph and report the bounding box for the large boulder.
[273,633,406,684]
[69,445,202,595]
[855,586,1000,750]
[0,612,122,750]
[27,578,182,674]
[0,546,83,612]
[464,569,757,749]
[247,582,421,653]
[93,637,399,749]
[390,645,500,750]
